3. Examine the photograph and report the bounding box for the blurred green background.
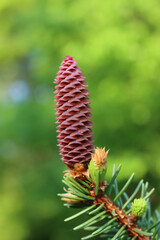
[0,0,160,239]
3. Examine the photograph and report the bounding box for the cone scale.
[54,56,94,169]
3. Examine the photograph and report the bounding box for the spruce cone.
[54,56,94,169]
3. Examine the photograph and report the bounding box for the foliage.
[59,164,160,239]
[0,0,160,240]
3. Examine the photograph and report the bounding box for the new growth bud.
[131,198,147,217]
[88,147,109,183]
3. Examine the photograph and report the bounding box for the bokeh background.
[0,0,160,239]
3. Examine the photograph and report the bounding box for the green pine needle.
[133,228,153,237]
[143,188,155,200]
[122,179,143,209]
[113,172,135,203]
[66,176,90,194]
[73,211,107,230]
[64,205,96,222]
[76,178,92,190]
[111,225,126,240]
[105,164,121,195]
[71,191,95,200]
[89,203,105,215]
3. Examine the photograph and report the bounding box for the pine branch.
[58,163,160,240]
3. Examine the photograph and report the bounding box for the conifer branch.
[54,56,160,240]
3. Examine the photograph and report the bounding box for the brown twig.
[91,191,152,240]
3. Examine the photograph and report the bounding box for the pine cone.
[54,56,94,169]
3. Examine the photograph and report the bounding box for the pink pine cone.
[54,56,94,169]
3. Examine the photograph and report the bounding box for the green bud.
[88,147,109,183]
[131,198,147,217]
